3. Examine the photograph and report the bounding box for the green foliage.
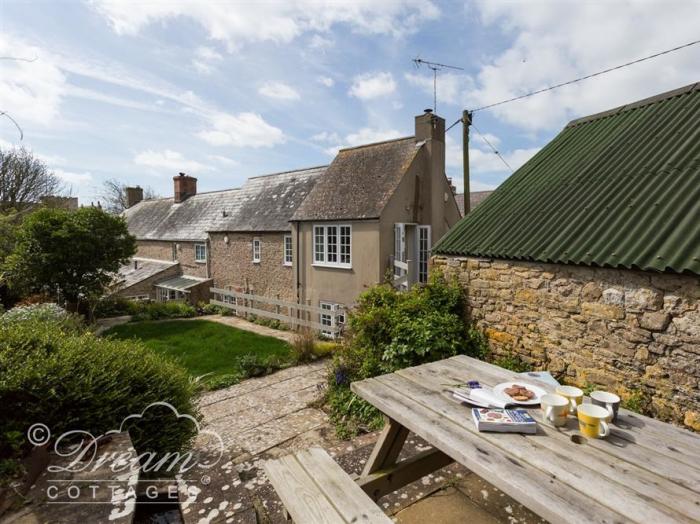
[2,207,136,305]
[131,301,196,321]
[0,211,19,266]
[493,352,532,372]
[313,340,340,358]
[94,296,142,318]
[0,317,199,467]
[327,272,472,437]
[105,319,293,389]
[326,382,384,440]
[622,389,650,414]
[291,329,317,364]
[1,302,85,333]
[198,302,233,316]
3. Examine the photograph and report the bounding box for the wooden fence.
[210,288,345,338]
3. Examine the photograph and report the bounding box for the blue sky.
[1,0,698,204]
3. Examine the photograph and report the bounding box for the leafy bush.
[327,272,480,436]
[1,303,84,333]
[132,301,196,321]
[493,352,532,372]
[198,302,233,316]
[94,296,142,318]
[0,318,199,467]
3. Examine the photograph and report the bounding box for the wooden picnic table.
[351,354,700,524]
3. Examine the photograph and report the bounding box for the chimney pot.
[424,108,433,114]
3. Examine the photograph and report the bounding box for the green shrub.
[327,272,475,436]
[132,301,196,321]
[493,352,532,372]
[94,296,143,318]
[314,340,340,358]
[0,318,199,466]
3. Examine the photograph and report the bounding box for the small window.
[313,224,351,268]
[252,237,261,263]
[418,225,431,284]
[284,235,293,265]
[320,302,345,338]
[195,243,207,262]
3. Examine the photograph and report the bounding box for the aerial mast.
[412,57,464,113]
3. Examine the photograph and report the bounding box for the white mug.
[590,391,621,422]
[540,394,569,427]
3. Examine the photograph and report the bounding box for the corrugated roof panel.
[434,82,700,275]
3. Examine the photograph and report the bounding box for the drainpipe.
[462,110,472,214]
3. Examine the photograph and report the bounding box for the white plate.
[493,382,548,406]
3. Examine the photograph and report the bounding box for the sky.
[1,0,699,205]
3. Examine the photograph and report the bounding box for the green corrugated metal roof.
[434,82,700,275]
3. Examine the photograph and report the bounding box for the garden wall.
[434,255,700,431]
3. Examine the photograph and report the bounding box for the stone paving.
[185,360,545,524]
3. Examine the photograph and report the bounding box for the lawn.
[104,319,292,388]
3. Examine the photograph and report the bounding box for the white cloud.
[89,1,440,49]
[208,154,239,167]
[54,168,92,184]
[323,127,403,155]
[309,34,334,50]
[258,81,300,101]
[134,149,209,173]
[317,76,335,87]
[0,35,66,125]
[466,0,700,131]
[197,112,285,148]
[405,72,473,108]
[310,131,340,143]
[348,72,396,100]
[192,46,223,75]
[445,134,539,174]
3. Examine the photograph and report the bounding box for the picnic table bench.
[351,354,700,524]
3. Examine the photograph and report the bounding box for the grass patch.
[104,320,292,389]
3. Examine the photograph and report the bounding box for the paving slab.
[395,486,500,524]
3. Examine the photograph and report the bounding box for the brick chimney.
[173,173,197,203]
[126,186,144,208]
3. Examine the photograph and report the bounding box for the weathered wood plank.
[357,447,454,501]
[394,366,700,523]
[210,288,345,315]
[295,448,392,523]
[352,378,627,524]
[428,357,700,492]
[402,361,700,520]
[210,300,337,333]
[361,416,409,477]
[451,355,700,463]
[263,454,345,524]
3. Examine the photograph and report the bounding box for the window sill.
[283,262,292,267]
[252,261,261,264]
[312,262,352,270]
[195,260,207,264]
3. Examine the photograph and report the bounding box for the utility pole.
[462,110,472,214]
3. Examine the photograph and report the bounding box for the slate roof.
[124,166,325,240]
[292,137,423,221]
[154,275,211,291]
[455,191,494,216]
[435,82,700,275]
[115,258,178,289]
[211,166,326,232]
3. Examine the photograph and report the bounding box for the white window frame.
[283,234,293,266]
[418,225,431,284]
[312,224,351,269]
[252,237,261,263]
[194,243,207,263]
[320,302,345,338]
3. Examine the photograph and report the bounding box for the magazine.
[471,408,537,434]
[452,386,511,408]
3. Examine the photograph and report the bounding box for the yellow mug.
[577,404,610,439]
[555,385,583,415]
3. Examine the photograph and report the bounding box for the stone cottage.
[432,82,700,430]
[116,111,461,319]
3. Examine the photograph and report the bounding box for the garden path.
[202,314,297,344]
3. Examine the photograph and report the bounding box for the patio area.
[187,360,542,523]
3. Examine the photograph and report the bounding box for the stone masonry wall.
[434,255,700,431]
[209,232,294,303]
[136,240,208,278]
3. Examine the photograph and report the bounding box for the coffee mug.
[590,391,621,422]
[540,394,569,427]
[577,404,610,439]
[555,385,584,415]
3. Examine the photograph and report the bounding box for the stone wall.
[209,232,294,302]
[434,255,700,431]
[136,240,209,278]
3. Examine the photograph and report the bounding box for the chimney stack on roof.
[173,173,197,203]
[415,110,445,143]
[126,186,144,208]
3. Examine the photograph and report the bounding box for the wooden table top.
[351,355,700,524]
